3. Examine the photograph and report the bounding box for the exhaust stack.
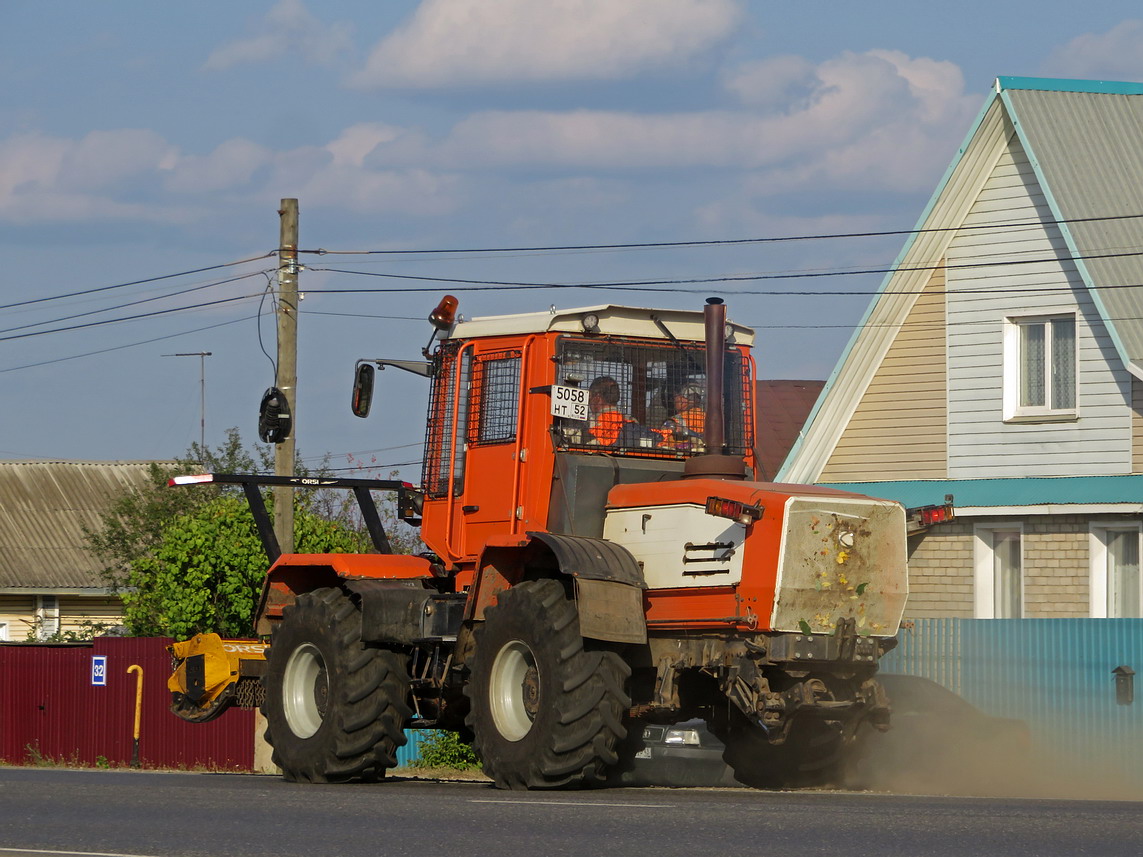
[683,297,746,480]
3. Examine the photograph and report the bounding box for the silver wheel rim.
[489,640,538,742]
[282,642,326,739]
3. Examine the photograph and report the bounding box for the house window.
[974,526,1023,618]
[35,595,60,639]
[0,622,8,642]
[1090,524,1142,618]
[1004,314,1076,419]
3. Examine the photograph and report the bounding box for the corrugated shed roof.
[0,461,159,589]
[820,474,1143,510]
[1002,81,1143,374]
[755,380,824,481]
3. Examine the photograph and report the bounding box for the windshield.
[552,336,753,459]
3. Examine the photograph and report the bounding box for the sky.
[3,0,1143,480]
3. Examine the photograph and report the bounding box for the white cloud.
[359,48,978,197]
[286,166,462,217]
[722,55,817,110]
[326,124,406,168]
[163,139,273,193]
[350,0,742,89]
[1044,20,1143,81]
[0,47,979,229]
[0,130,181,221]
[204,0,352,70]
[0,125,462,224]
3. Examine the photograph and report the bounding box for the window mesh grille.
[552,336,753,459]
[422,341,461,499]
[469,351,522,446]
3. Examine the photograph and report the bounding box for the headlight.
[663,728,701,746]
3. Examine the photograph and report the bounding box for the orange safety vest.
[589,408,629,446]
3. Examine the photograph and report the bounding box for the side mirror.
[351,362,375,418]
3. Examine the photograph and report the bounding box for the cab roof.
[446,303,755,346]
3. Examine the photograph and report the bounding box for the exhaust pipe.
[703,297,726,453]
[684,297,746,480]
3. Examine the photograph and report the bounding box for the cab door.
[454,344,524,559]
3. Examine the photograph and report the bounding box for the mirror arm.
[368,358,434,378]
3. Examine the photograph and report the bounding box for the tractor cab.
[382,300,757,567]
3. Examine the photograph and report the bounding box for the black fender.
[524,532,647,645]
[524,531,646,588]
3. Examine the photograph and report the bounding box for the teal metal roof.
[819,476,1143,510]
[997,76,1143,95]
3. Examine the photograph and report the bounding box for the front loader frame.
[169,472,418,561]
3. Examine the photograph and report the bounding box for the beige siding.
[820,266,947,481]
[0,593,124,641]
[946,139,1130,477]
[905,515,1101,619]
[60,595,124,636]
[0,594,34,641]
[1133,377,1143,473]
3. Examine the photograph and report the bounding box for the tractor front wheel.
[262,587,411,783]
[465,579,630,790]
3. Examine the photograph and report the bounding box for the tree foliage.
[121,494,369,638]
[87,428,415,638]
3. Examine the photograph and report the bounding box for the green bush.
[412,730,480,770]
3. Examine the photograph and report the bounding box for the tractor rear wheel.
[465,578,630,790]
[262,587,411,783]
[719,714,844,789]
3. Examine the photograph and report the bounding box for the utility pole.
[162,352,212,458]
[274,199,299,553]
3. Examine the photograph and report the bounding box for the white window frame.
[974,524,1024,618]
[1090,522,1143,618]
[1002,313,1077,421]
[35,594,60,640]
[0,621,8,642]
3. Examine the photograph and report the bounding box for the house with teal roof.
[778,77,1143,620]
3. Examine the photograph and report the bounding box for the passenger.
[659,383,706,449]
[587,376,630,446]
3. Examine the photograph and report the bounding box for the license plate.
[635,748,652,759]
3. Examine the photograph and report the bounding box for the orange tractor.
[170,296,921,789]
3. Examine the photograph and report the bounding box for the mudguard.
[472,532,647,645]
[524,531,646,589]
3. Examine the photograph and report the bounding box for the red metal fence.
[0,637,253,770]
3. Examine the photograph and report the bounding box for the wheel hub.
[521,665,540,718]
[282,642,328,739]
[488,639,539,742]
[313,667,329,718]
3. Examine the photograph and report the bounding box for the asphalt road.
[0,768,1140,857]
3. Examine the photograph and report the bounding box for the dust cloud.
[843,724,1143,802]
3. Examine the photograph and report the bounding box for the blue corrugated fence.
[883,618,1143,786]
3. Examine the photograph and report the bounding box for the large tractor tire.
[262,587,411,783]
[465,578,630,790]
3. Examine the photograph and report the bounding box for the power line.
[299,310,427,321]
[0,252,275,312]
[298,441,425,464]
[0,314,258,373]
[301,244,1143,294]
[298,212,1143,257]
[0,290,265,343]
[0,271,272,337]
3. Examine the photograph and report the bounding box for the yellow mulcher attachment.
[167,633,268,723]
